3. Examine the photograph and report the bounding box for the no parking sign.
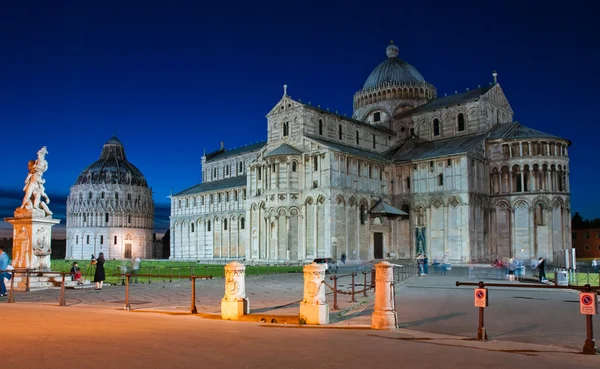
[579,292,597,315]
[474,288,488,308]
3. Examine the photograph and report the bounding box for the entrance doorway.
[124,243,132,259]
[374,232,383,259]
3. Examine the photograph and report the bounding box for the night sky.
[0,1,597,238]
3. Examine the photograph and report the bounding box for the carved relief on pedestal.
[13,227,30,269]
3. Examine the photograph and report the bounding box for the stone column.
[371,261,397,330]
[299,262,329,325]
[221,262,249,320]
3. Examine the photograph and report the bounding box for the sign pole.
[477,306,487,341]
[583,315,596,354]
[581,284,597,354]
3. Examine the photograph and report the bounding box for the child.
[75,267,83,285]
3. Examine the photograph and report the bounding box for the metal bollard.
[124,273,131,310]
[363,271,368,297]
[59,273,67,306]
[169,267,173,282]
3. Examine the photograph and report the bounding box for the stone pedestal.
[299,262,329,325]
[371,261,397,330]
[4,209,60,272]
[221,262,249,320]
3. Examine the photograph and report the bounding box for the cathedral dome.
[362,41,426,90]
[74,135,148,187]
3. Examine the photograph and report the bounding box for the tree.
[572,212,584,227]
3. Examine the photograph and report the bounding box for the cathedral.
[170,41,571,264]
[66,136,155,260]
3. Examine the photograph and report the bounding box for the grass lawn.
[50,259,303,285]
[546,272,600,287]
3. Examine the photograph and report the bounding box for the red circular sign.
[582,295,593,306]
[476,290,485,299]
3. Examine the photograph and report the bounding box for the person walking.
[417,254,424,276]
[131,256,141,284]
[0,247,12,297]
[340,252,347,265]
[592,259,598,274]
[93,252,106,290]
[536,257,547,282]
[423,254,429,275]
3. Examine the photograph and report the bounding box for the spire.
[492,70,498,84]
[283,84,288,96]
[220,141,225,150]
[386,40,399,58]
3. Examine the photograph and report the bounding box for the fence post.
[59,272,67,306]
[331,275,338,310]
[26,269,31,292]
[363,271,368,297]
[124,273,131,310]
[351,273,356,302]
[8,270,15,303]
[191,275,197,314]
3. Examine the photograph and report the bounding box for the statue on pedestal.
[20,146,52,217]
[5,146,60,274]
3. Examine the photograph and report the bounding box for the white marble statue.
[21,146,52,216]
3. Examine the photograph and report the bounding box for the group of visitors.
[69,254,142,290]
[416,254,429,276]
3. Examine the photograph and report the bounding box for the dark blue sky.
[0,0,598,238]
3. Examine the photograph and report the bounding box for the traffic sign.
[579,292,597,315]
[474,288,488,308]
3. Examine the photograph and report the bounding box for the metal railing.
[1,269,68,306]
[113,273,213,313]
[324,271,372,310]
[456,280,599,355]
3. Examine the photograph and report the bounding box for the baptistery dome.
[66,135,154,260]
[75,136,148,187]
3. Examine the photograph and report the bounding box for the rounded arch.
[492,198,511,210]
[551,197,565,208]
[448,196,461,208]
[348,196,358,207]
[512,198,530,209]
[429,197,444,208]
[335,194,345,205]
[305,197,314,205]
[277,207,288,216]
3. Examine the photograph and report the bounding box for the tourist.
[94,252,106,290]
[468,261,475,279]
[74,267,83,285]
[131,256,141,284]
[341,252,347,265]
[536,257,547,282]
[592,259,598,274]
[0,247,12,297]
[417,254,424,276]
[423,254,429,275]
[70,262,79,281]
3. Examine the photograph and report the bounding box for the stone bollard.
[299,262,329,325]
[371,261,397,330]
[221,262,249,320]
